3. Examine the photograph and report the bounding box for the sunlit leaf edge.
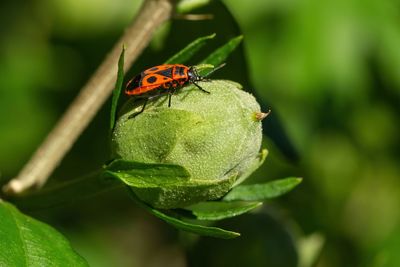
[110,46,125,131]
[185,201,262,221]
[223,177,302,201]
[199,35,243,75]
[165,33,216,64]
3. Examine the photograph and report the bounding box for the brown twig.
[3,0,174,195]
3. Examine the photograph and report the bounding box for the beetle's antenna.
[203,63,226,78]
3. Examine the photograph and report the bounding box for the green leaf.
[110,46,125,131]
[0,201,88,266]
[164,33,216,64]
[129,175,236,209]
[105,159,237,209]
[104,159,191,186]
[223,177,302,202]
[129,192,240,239]
[186,201,262,221]
[199,35,243,75]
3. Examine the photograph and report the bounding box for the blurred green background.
[1,0,399,266]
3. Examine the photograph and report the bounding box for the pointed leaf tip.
[110,47,125,131]
[165,33,216,64]
[199,35,244,75]
[187,201,262,221]
[223,177,302,202]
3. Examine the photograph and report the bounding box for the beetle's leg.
[128,98,148,119]
[168,86,178,107]
[168,93,172,107]
[192,81,210,94]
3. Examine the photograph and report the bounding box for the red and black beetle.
[125,63,225,117]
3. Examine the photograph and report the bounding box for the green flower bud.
[111,80,264,208]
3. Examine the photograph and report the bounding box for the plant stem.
[3,0,174,195]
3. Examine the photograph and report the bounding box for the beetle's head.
[188,63,226,83]
[188,66,202,82]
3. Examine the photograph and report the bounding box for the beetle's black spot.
[157,68,173,78]
[174,66,186,77]
[179,67,185,76]
[163,77,168,80]
[147,76,157,84]
[126,74,143,91]
[149,67,159,71]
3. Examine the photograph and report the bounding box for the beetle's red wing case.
[140,73,174,88]
[125,84,162,95]
[123,63,223,117]
[143,64,175,75]
[125,69,175,95]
